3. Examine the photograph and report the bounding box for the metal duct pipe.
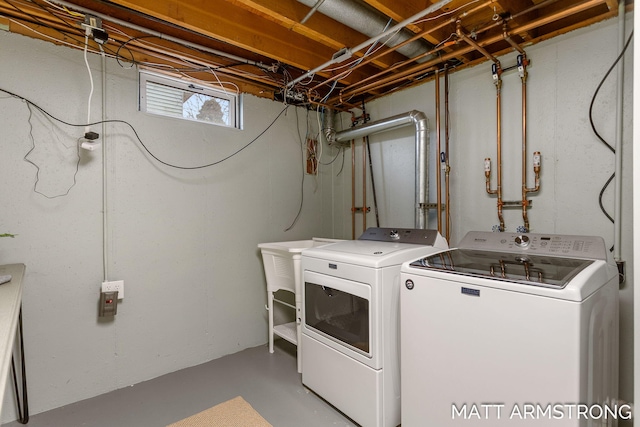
[335,110,430,229]
[323,109,336,145]
[296,0,432,60]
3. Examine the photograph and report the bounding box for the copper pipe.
[336,44,446,103]
[332,0,605,103]
[496,72,504,232]
[521,54,530,231]
[502,26,535,231]
[362,137,367,233]
[460,20,505,232]
[474,0,564,38]
[444,66,451,242]
[305,96,352,113]
[503,24,526,54]
[483,64,505,231]
[517,53,540,232]
[456,21,499,63]
[309,0,496,94]
[351,139,356,239]
[435,69,442,234]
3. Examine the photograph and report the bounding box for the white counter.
[0,263,25,422]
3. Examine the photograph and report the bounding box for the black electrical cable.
[115,35,156,68]
[114,34,249,73]
[4,0,123,59]
[10,0,272,82]
[22,103,81,199]
[588,30,633,225]
[336,146,346,177]
[319,145,343,166]
[0,86,291,170]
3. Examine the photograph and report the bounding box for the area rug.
[167,396,273,427]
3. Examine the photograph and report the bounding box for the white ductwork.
[296,0,432,60]
[335,110,430,229]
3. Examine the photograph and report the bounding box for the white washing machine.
[301,227,448,427]
[400,231,619,427]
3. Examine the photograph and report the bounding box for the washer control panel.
[459,231,608,261]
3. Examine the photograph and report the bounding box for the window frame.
[139,70,242,130]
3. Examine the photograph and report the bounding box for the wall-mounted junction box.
[102,280,124,299]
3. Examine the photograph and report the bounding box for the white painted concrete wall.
[0,12,634,424]
[0,31,332,422]
[331,15,634,417]
[634,6,639,422]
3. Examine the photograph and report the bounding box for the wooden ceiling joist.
[0,0,630,108]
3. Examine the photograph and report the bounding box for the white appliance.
[400,231,619,427]
[301,227,448,427]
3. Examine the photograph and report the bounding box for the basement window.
[139,71,241,129]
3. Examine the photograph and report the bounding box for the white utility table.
[0,263,28,424]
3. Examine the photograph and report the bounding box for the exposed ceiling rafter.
[0,0,631,110]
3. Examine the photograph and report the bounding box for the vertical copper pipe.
[308,0,496,94]
[521,56,529,232]
[444,66,451,242]
[351,139,356,239]
[362,137,367,233]
[435,69,442,234]
[519,54,541,231]
[496,70,505,231]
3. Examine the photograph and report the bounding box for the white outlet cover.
[102,280,124,299]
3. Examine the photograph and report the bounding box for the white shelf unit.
[258,238,342,373]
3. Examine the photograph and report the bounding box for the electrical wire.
[0,86,291,170]
[8,1,275,94]
[283,106,307,231]
[588,30,633,224]
[83,29,94,130]
[4,0,122,60]
[413,0,481,25]
[22,103,81,198]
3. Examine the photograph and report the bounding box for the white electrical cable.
[83,28,94,133]
[50,0,263,68]
[101,45,109,282]
[413,0,481,24]
[286,0,452,88]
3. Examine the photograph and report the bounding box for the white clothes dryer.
[301,227,448,427]
[400,231,620,427]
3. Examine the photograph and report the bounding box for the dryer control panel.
[358,227,442,245]
[458,231,608,261]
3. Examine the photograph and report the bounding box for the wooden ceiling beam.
[227,0,408,70]
[494,0,537,41]
[104,0,368,85]
[333,0,609,104]
[362,0,452,46]
[0,2,279,99]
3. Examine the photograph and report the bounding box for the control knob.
[515,234,530,248]
[390,230,400,240]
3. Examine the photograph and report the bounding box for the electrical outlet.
[102,280,124,299]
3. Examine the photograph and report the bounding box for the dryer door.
[303,270,374,366]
